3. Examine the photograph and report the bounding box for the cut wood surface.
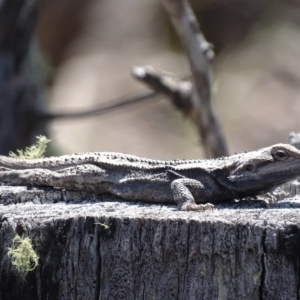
[0,186,300,300]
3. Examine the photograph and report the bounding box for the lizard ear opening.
[272,149,289,161]
[245,163,255,172]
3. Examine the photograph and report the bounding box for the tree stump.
[0,186,300,300]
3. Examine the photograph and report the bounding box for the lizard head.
[220,143,300,195]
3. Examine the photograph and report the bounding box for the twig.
[38,91,158,121]
[134,0,228,158]
[132,66,192,113]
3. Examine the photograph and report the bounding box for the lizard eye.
[272,149,288,161]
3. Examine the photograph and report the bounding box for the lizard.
[0,143,299,211]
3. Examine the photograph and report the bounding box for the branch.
[132,66,192,114]
[38,91,158,121]
[133,0,228,158]
[163,0,228,158]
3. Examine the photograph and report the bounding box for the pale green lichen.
[7,235,39,276]
[9,135,51,159]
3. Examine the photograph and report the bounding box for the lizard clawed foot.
[181,203,214,211]
[252,193,278,204]
[262,192,278,204]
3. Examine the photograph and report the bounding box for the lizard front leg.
[171,178,214,211]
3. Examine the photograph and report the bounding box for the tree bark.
[0,0,47,155]
[0,187,300,299]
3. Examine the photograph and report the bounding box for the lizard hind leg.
[171,178,214,211]
[1,164,107,192]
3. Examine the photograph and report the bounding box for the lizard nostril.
[246,164,255,172]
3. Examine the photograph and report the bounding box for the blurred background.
[1,0,300,158]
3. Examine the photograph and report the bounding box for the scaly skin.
[0,144,299,211]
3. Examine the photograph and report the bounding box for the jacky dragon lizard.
[0,144,299,210]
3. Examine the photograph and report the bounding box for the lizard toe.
[181,203,214,211]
